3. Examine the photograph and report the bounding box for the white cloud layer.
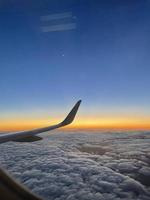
[0,130,150,200]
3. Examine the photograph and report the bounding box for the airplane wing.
[0,100,81,199]
[0,100,81,144]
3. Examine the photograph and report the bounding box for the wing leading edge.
[0,100,81,144]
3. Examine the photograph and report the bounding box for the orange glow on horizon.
[68,116,150,130]
[0,116,150,132]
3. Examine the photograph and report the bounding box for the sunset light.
[1,115,150,132]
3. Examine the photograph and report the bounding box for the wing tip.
[61,100,82,126]
[78,99,82,104]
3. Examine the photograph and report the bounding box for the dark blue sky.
[0,0,150,127]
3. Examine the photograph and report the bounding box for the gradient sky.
[0,0,150,131]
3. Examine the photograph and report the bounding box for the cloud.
[0,131,150,200]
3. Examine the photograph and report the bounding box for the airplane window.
[0,1,150,200]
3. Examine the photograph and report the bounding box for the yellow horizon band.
[0,116,150,131]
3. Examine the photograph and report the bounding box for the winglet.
[61,100,82,126]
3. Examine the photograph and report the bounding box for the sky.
[0,0,150,131]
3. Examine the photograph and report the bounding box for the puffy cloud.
[0,130,150,200]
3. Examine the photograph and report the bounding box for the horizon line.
[1,124,150,132]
